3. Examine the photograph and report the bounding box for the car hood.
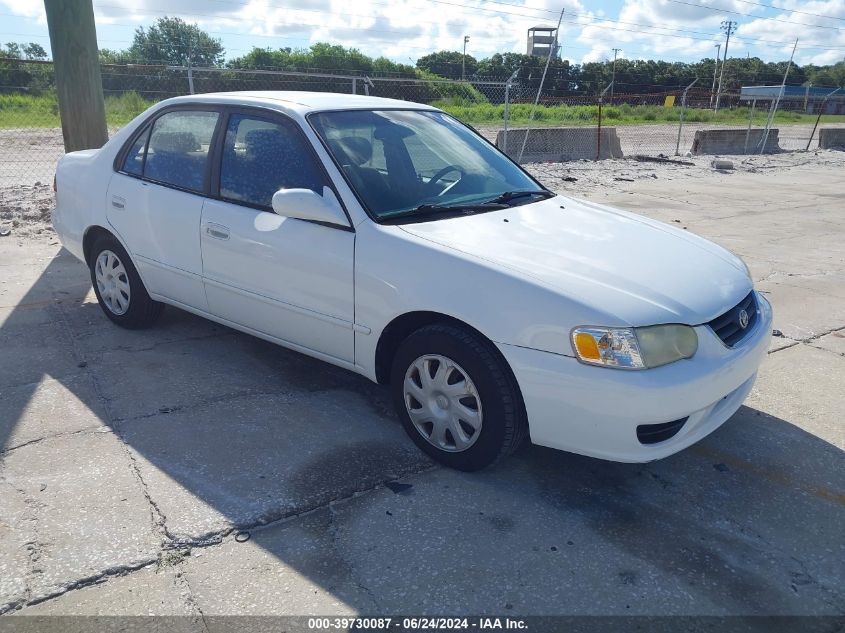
[396,195,751,326]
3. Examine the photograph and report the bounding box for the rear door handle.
[111,196,126,209]
[205,223,230,240]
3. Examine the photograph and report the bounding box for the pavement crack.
[0,426,110,457]
[767,341,799,354]
[52,297,180,548]
[111,387,295,425]
[327,501,381,611]
[172,557,211,633]
[114,428,182,545]
[801,324,845,343]
[25,558,160,608]
[89,330,230,356]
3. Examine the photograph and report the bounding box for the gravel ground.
[1,137,843,240]
[0,183,55,238]
[525,149,845,198]
[3,121,845,187]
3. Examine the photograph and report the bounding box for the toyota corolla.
[52,92,772,471]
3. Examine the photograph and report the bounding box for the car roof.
[163,91,440,115]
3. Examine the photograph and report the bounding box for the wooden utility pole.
[44,0,108,152]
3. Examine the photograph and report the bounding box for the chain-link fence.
[2,57,844,186]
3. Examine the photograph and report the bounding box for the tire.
[390,323,527,471]
[88,233,164,329]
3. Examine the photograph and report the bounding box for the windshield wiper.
[381,201,508,224]
[482,190,556,205]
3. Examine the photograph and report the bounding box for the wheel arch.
[82,225,152,291]
[82,225,119,265]
[374,311,520,392]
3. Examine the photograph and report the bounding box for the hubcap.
[403,354,483,453]
[94,250,131,316]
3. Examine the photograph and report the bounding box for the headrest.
[245,128,288,158]
[332,136,372,166]
[149,131,199,153]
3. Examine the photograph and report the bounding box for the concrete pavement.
[1,161,843,621]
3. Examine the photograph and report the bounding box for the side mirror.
[271,187,349,227]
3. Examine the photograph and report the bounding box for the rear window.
[134,110,219,193]
[122,126,149,176]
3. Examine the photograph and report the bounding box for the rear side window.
[142,111,219,193]
[219,114,327,209]
[122,126,149,176]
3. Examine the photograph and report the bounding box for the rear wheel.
[390,323,527,471]
[88,234,163,329]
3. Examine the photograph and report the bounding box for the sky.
[1,0,844,68]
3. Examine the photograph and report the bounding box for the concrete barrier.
[496,127,623,163]
[691,128,780,155]
[818,128,845,149]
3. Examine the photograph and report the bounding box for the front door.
[200,111,355,363]
[106,109,220,310]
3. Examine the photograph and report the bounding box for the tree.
[227,44,417,77]
[416,50,477,80]
[2,42,48,60]
[127,17,224,67]
[99,48,132,64]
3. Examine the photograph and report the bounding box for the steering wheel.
[424,165,466,196]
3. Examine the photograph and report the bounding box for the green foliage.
[2,42,47,60]
[126,17,224,67]
[227,43,418,77]
[431,101,840,127]
[416,50,477,80]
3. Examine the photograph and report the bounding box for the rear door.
[200,109,355,362]
[107,108,221,310]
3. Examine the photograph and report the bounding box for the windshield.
[309,109,546,221]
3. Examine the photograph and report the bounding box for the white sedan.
[52,91,772,471]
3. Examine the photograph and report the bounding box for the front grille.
[707,291,758,347]
[636,418,688,445]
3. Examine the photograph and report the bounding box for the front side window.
[310,109,545,220]
[143,110,219,192]
[219,114,327,209]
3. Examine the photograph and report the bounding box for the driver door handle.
[205,223,230,240]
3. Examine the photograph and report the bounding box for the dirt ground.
[0,147,844,627]
[3,145,845,239]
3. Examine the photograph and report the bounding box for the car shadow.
[1,247,843,617]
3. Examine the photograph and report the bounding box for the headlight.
[571,324,698,369]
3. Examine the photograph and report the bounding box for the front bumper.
[498,292,773,463]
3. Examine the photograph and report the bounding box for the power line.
[727,0,845,22]
[665,0,845,32]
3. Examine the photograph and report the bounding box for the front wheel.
[390,323,527,471]
[88,234,164,329]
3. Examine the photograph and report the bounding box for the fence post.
[596,81,613,161]
[187,64,195,95]
[675,78,699,156]
[760,38,797,154]
[44,0,108,152]
[517,7,564,164]
[502,69,519,156]
[744,99,757,153]
[806,87,841,150]
[352,77,357,94]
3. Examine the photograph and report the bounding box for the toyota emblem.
[738,309,749,329]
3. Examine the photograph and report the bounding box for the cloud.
[1,0,842,66]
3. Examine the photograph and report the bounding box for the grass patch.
[1,91,841,129]
[0,91,156,128]
[435,101,842,127]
